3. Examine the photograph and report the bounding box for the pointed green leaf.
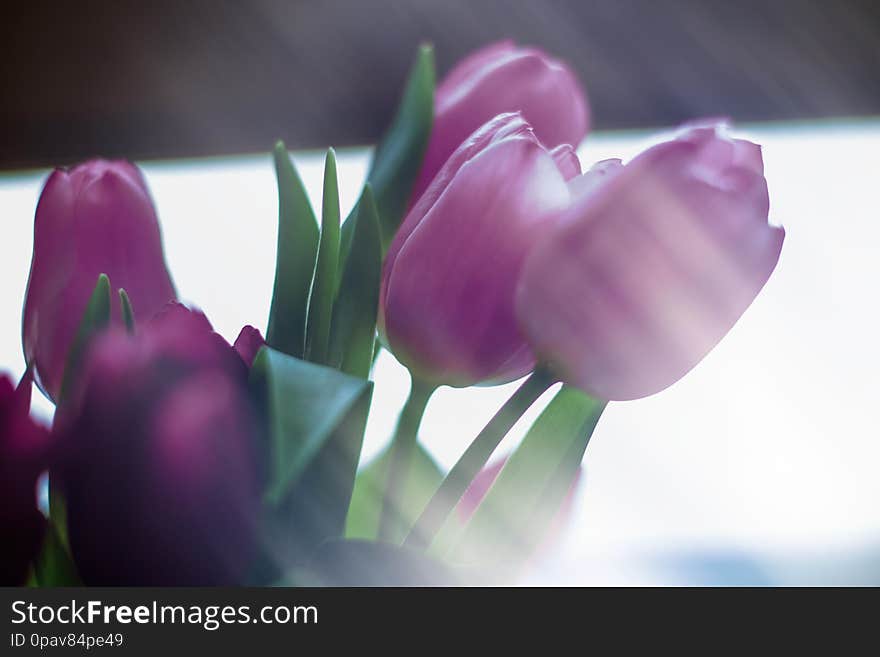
[118,288,135,333]
[448,386,606,571]
[340,43,435,263]
[58,273,111,404]
[328,185,382,378]
[249,346,372,571]
[304,149,340,365]
[266,141,320,358]
[346,441,443,543]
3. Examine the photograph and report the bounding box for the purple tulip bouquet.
[2,41,783,586]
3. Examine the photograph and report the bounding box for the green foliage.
[249,346,372,572]
[32,524,81,586]
[449,386,605,573]
[339,43,435,265]
[58,273,111,404]
[346,441,443,543]
[328,185,382,378]
[304,149,340,365]
[266,141,320,359]
[118,288,134,333]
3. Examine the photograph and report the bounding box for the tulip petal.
[58,305,261,585]
[233,325,265,368]
[384,137,569,385]
[550,144,582,181]
[412,42,589,203]
[517,128,784,400]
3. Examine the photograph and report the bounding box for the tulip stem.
[378,376,437,541]
[404,368,557,550]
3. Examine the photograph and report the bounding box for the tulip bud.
[412,40,589,203]
[1,372,52,585]
[23,160,176,401]
[380,114,573,386]
[517,122,785,400]
[233,325,265,368]
[56,304,262,585]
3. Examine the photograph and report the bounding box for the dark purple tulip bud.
[412,40,590,203]
[517,122,785,400]
[23,160,176,401]
[57,304,262,585]
[380,114,574,386]
[233,325,265,368]
[1,371,52,585]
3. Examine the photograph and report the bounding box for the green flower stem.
[378,376,437,541]
[404,368,557,550]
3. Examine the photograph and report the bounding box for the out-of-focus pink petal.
[566,158,624,201]
[57,306,261,585]
[411,42,589,203]
[517,124,784,400]
[549,144,582,181]
[1,373,52,585]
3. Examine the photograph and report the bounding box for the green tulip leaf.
[304,149,340,365]
[340,43,435,263]
[58,273,111,404]
[249,346,372,571]
[448,386,606,572]
[328,184,382,379]
[32,522,81,587]
[346,440,443,543]
[118,288,135,333]
[266,141,320,359]
[306,539,457,586]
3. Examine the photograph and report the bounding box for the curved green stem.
[378,376,436,541]
[404,369,557,550]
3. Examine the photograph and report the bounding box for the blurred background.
[2,0,880,168]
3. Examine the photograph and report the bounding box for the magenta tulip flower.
[1,371,52,585]
[411,40,589,203]
[517,122,785,400]
[23,160,176,401]
[56,304,262,585]
[380,113,574,386]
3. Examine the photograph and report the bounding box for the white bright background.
[2,120,878,585]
